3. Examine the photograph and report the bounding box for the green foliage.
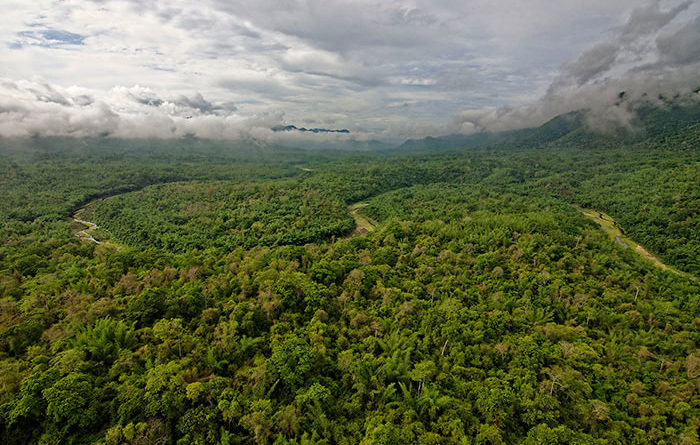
[0,104,699,443]
[43,373,100,429]
[268,336,317,393]
[73,317,136,363]
[93,180,355,251]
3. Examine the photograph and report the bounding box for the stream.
[73,218,100,244]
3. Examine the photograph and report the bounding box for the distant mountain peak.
[272,125,350,134]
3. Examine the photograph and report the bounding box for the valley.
[1,104,699,445]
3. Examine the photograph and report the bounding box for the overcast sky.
[1,0,699,141]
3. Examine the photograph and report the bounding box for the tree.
[43,373,100,431]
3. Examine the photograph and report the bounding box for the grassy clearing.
[348,202,378,235]
[577,206,693,279]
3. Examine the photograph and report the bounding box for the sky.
[0,0,699,142]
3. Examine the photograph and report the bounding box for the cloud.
[553,0,691,89]
[560,42,620,87]
[450,1,700,134]
[0,0,698,140]
[0,78,245,138]
[172,93,236,114]
[0,77,366,143]
[656,16,700,66]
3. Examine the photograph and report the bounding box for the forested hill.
[393,102,700,154]
[392,111,584,154]
[0,103,699,444]
[77,103,700,275]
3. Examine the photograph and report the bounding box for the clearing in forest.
[577,206,692,279]
[348,203,377,235]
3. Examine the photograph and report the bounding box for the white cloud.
[0,0,698,140]
[450,1,700,134]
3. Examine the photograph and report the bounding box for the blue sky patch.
[16,29,86,48]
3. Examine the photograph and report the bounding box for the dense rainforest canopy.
[0,104,699,444]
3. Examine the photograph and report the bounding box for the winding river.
[73,218,100,244]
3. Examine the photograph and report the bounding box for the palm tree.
[416,384,452,421]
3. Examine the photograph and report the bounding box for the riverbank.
[348,203,378,235]
[577,206,694,280]
[73,218,100,244]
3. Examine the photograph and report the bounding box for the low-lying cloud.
[450,1,700,134]
[0,79,259,139]
[0,78,367,145]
